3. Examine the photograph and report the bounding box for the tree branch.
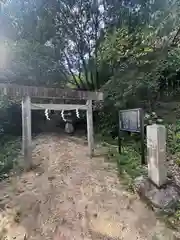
[63,52,81,89]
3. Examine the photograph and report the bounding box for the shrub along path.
[0,134,177,239]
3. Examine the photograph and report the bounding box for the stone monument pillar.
[146,124,167,187]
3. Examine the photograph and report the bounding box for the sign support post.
[118,108,145,165]
[140,109,145,164]
[118,130,122,154]
[118,112,123,154]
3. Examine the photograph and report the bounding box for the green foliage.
[159,201,180,231]
[0,37,67,86]
[167,120,180,155]
[107,145,147,180]
[174,208,180,222]
[0,97,22,179]
[96,108,118,137]
[99,27,154,68]
[0,95,45,137]
[1,0,180,92]
[100,25,171,106]
[95,0,180,133]
[0,96,44,179]
[0,136,21,180]
[0,96,22,136]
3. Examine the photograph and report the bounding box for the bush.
[0,96,46,179]
[107,146,147,179]
[96,106,118,138]
[0,96,22,136]
[0,136,21,179]
[0,95,47,137]
[167,120,180,155]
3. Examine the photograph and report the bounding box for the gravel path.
[0,134,176,240]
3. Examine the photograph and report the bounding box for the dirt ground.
[0,134,177,240]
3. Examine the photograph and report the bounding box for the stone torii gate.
[0,84,103,170]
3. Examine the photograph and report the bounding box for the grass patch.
[95,133,118,146]
[0,135,21,180]
[95,133,147,180]
[102,145,147,192]
[107,146,147,179]
[96,133,147,192]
